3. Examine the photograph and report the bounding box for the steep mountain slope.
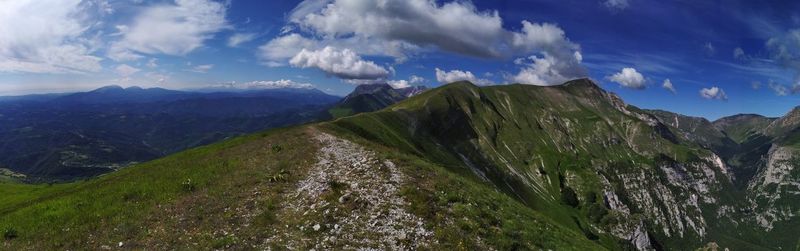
[738,108,800,244]
[712,114,774,143]
[762,107,800,137]
[325,79,752,250]
[328,84,427,118]
[646,109,739,158]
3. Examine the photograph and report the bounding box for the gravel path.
[271,131,432,250]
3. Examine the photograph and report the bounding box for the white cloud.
[509,52,584,85]
[386,75,425,89]
[145,72,168,84]
[0,0,103,73]
[258,33,317,66]
[108,0,228,61]
[507,22,586,85]
[146,58,158,68]
[189,64,214,73]
[435,68,493,85]
[294,0,583,59]
[289,46,390,80]
[409,75,425,84]
[386,80,411,89]
[243,80,314,89]
[733,47,745,59]
[766,29,800,86]
[751,81,762,90]
[662,79,676,94]
[699,86,728,100]
[604,0,630,11]
[279,0,585,82]
[227,33,256,47]
[115,64,141,77]
[289,0,506,58]
[768,81,789,96]
[607,67,646,89]
[704,42,716,56]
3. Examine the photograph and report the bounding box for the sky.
[2,0,800,119]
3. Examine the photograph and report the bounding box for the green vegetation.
[323,79,781,250]
[0,127,317,249]
[2,79,799,250]
[0,168,24,184]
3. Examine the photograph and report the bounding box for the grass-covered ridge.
[0,122,605,249]
[324,79,774,250]
[3,79,798,250]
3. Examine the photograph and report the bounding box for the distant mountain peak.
[561,77,598,88]
[348,83,394,96]
[92,85,124,92]
[396,85,428,97]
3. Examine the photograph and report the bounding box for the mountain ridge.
[1,79,799,250]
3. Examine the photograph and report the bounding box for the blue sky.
[2,0,800,119]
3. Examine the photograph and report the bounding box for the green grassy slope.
[0,168,24,184]
[0,123,603,250]
[647,109,739,158]
[324,79,766,250]
[328,84,406,118]
[4,79,798,250]
[712,114,775,144]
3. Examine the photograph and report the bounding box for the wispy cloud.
[108,0,229,61]
[189,64,214,73]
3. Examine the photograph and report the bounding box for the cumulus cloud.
[115,64,141,77]
[289,46,390,80]
[662,79,676,94]
[275,0,585,82]
[108,0,228,61]
[386,80,411,89]
[435,68,494,85]
[189,64,214,73]
[258,33,318,66]
[0,0,104,73]
[607,67,646,89]
[409,75,425,84]
[386,75,425,89]
[289,0,507,58]
[604,0,630,11]
[699,86,728,100]
[227,33,256,47]
[509,52,585,85]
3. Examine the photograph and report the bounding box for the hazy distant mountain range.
[0,86,339,181]
[0,84,429,181]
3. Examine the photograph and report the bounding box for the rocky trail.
[265,130,433,250]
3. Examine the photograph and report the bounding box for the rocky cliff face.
[328,83,428,118]
[327,79,777,250]
[747,144,800,231]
